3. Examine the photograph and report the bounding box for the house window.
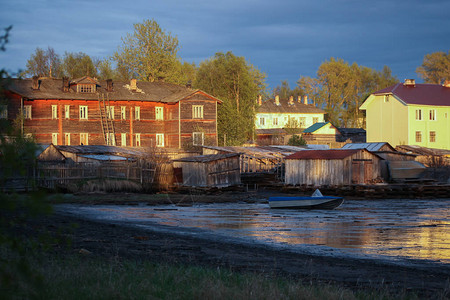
[77,84,96,93]
[156,133,164,147]
[192,105,204,119]
[384,95,390,102]
[65,133,70,145]
[135,133,141,147]
[106,133,116,146]
[299,117,306,127]
[80,133,88,145]
[430,131,436,143]
[259,117,265,126]
[155,107,164,120]
[135,106,140,120]
[106,106,115,119]
[429,109,436,121]
[415,109,422,121]
[0,105,7,119]
[52,133,58,145]
[65,105,70,119]
[273,117,278,126]
[79,105,88,120]
[415,131,422,143]
[313,117,319,124]
[52,105,58,119]
[121,133,127,146]
[23,105,32,119]
[121,106,126,120]
[193,132,204,146]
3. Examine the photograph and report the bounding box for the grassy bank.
[2,247,420,300]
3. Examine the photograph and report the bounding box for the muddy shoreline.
[25,196,450,298]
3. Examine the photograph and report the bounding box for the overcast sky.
[1,0,449,90]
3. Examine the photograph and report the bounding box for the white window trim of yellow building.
[415,109,422,121]
[65,105,70,119]
[192,132,204,146]
[121,106,126,120]
[415,131,422,143]
[52,133,58,145]
[65,133,70,145]
[155,107,164,120]
[79,105,88,120]
[52,105,58,119]
[192,105,204,119]
[24,105,32,119]
[156,133,164,147]
[121,133,127,146]
[135,133,141,147]
[135,106,141,120]
[80,133,88,145]
[429,109,436,121]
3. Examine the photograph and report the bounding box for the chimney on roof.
[297,95,302,103]
[274,95,280,106]
[257,94,262,106]
[303,95,308,105]
[443,80,450,88]
[130,79,137,91]
[403,79,415,86]
[288,95,294,105]
[62,77,69,92]
[32,76,40,90]
[106,79,113,92]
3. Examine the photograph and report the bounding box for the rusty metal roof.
[285,149,362,160]
[172,153,239,163]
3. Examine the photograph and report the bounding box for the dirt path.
[28,210,450,299]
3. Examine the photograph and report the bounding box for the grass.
[1,247,422,300]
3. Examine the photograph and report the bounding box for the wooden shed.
[284,149,383,186]
[172,153,241,188]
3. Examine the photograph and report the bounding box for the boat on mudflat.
[269,190,344,210]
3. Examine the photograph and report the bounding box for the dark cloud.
[1,0,449,88]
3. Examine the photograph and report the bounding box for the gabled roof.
[302,122,340,134]
[285,149,363,160]
[369,83,450,106]
[6,77,222,104]
[341,142,395,152]
[257,98,325,114]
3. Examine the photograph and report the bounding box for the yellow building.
[360,79,450,150]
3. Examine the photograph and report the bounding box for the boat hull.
[269,196,344,210]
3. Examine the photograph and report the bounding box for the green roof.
[303,122,329,133]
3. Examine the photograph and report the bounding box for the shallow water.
[56,198,450,264]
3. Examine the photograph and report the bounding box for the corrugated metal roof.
[173,153,239,163]
[78,154,128,161]
[302,122,329,133]
[341,142,393,152]
[372,83,450,106]
[285,149,361,160]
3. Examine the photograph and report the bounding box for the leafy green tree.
[61,51,97,78]
[287,134,307,146]
[23,46,62,78]
[112,19,180,83]
[195,51,266,145]
[416,51,450,84]
[273,80,303,100]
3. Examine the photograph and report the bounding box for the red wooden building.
[2,76,221,148]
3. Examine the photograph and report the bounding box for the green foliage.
[195,51,266,145]
[61,51,97,79]
[23,46,62,78]
[287,134,307,146]
[416,51,450,84]
[297,58,397,128]
[273,80,304,100]
[112,19,181,83]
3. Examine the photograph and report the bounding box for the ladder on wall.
[98,93,116,146]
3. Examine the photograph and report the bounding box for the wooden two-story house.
[360,79,450,150]
[2,76,221,148]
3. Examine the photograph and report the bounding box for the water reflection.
[58,198,450,263]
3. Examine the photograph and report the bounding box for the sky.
[1,0,449,90]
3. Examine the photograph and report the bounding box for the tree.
[61,51,97,78]
[194,51,266,145]
[416,51,450,84]
[24,47,62,78]
[112,19,180,83]
[287,134,307,146]
[273,80,303,100]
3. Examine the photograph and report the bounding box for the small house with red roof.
[360,79,450,150]
[284,149,383,185]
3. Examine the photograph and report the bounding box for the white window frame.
[430,131,436,143]
[259,117,265,126]
[415,131,422,143]
[121,133,127,146]
[155,107,164,120]
[23,105,32,119]
[79,105,88,120]
[65,133,71,145]
[106,133,116,146]
[65,105,70,119]
[135,133,141,147]
[52,133,58,145]
[415,109,422,121]
[299,117,306,127]
[429,109,436,121]
[156,133,164,147]
[135,106,140,120]
[192,105,204,119]
[80,133,88,145]
[273,117,278,126]
[192,132,204,146]
[107,106,115,119]
[77,84,96,93]
[0,105,7,119]
[121,106,126,120]
[52,105,58,119]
